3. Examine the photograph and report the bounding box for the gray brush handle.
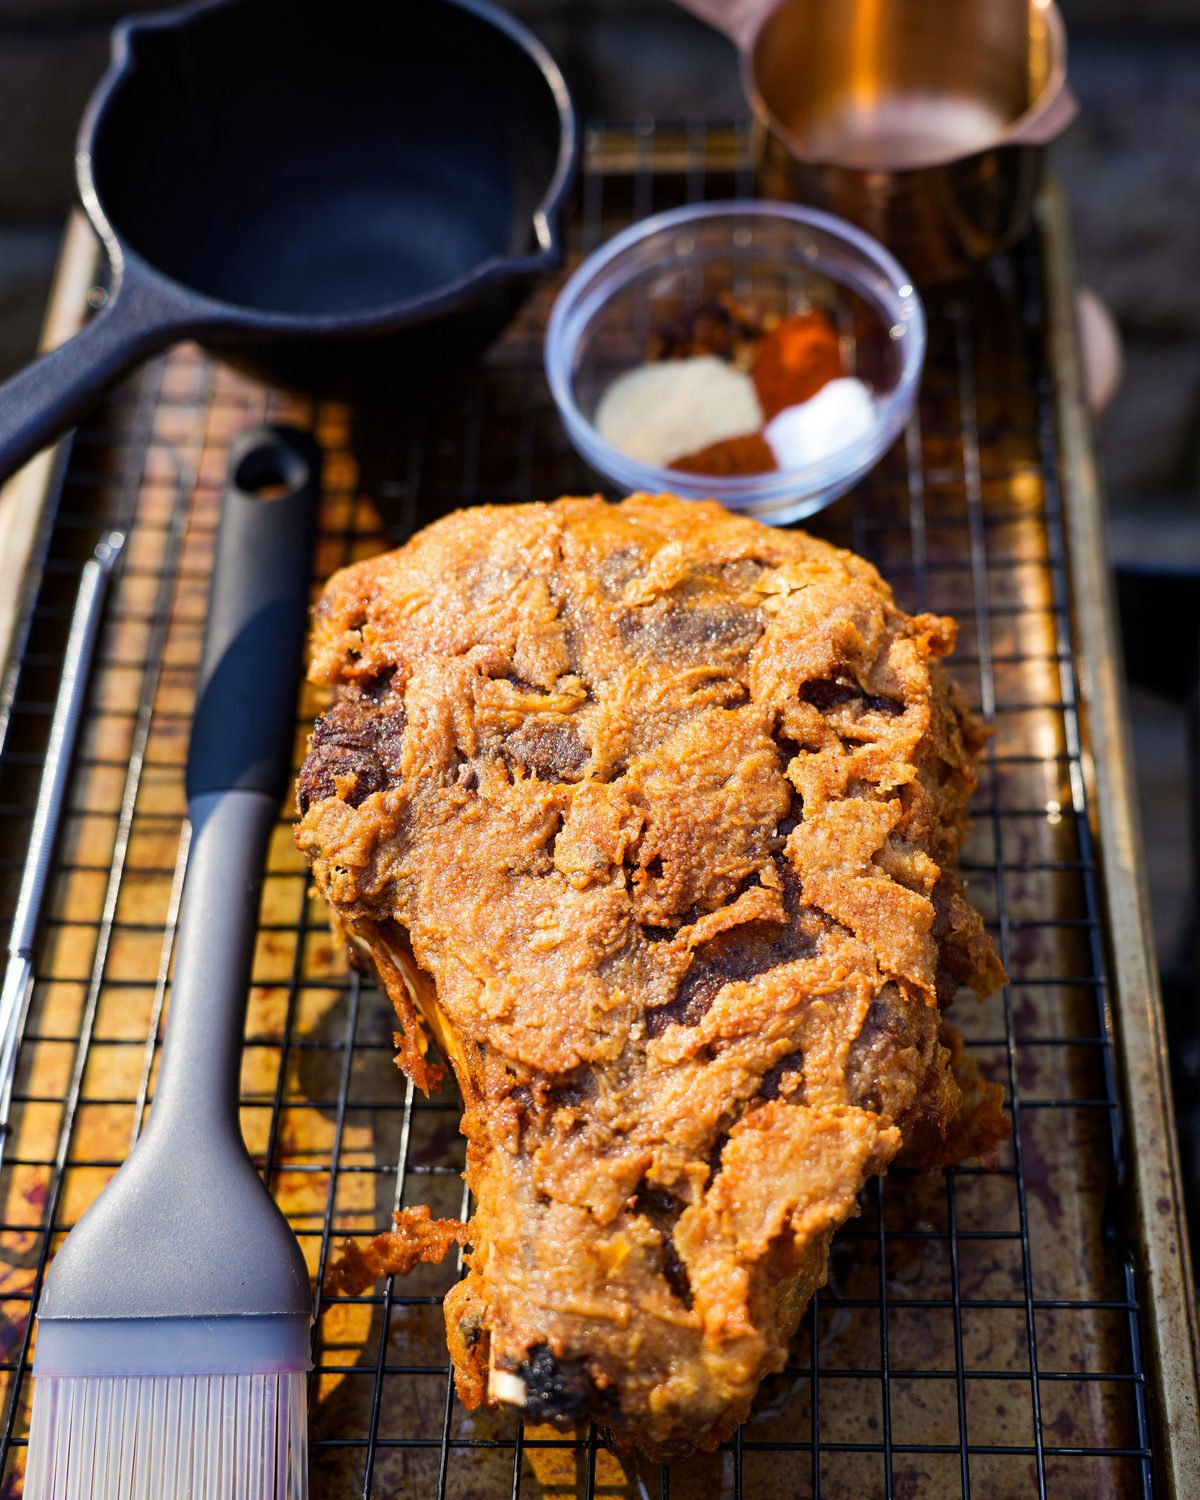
[187,425,322,802]
[40,787,310,1320]
[38,429,320,1323]
[146,788,277,1144]
[161,424,321,1133]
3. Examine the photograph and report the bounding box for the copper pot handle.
[673,0,772,46]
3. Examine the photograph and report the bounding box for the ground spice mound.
[296,493,1006,1463]
[644,300,849,475]
[669,431,777,476]
[752,310,845,419]
[652,291,762,364]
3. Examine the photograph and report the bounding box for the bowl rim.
[544,198,926,514]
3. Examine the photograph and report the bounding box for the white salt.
[764,378,877,471]
[595,356,763,469]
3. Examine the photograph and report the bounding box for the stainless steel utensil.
[679,0,1078,283]
[0,530,124,1151]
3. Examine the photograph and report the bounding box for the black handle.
[0,263,194,485]
[185,425,323,804]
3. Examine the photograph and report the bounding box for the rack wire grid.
[0,121,1156,1499]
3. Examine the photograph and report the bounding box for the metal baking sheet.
[0,121,1193,1499]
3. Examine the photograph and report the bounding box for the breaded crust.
[296,494,1005,1462]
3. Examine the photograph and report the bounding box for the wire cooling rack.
[0,122,1165,1498]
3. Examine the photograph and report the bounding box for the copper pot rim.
[735,0,1075,173]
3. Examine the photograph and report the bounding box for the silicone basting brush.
[24,427,322,1499]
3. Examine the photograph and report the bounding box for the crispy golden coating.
[295,494,1005,1462]
[323,1206,472,1299]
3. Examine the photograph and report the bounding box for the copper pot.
[679,0,1078,284]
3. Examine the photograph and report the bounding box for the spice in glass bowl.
[670,430,778,476]
[593,293,876,479]
[764,377,878,469]
[592,354,762,469]
[752,311,846,418]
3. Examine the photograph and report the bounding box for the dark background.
[0,0,1196,1235]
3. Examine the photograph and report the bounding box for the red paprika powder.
[752,311,844,420]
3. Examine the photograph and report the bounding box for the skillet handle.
[0,265,191,485]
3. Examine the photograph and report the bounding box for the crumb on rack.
[324,1204,471,1296]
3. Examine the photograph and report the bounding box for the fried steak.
[296,494,1006,1462]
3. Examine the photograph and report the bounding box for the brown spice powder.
[669,431,777,477]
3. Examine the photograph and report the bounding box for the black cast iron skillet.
[0,0,575,481]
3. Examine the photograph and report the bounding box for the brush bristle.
[24,1371,307,1499]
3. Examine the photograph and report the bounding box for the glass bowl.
[544,200,925,525]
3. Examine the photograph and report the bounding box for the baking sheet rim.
[1039,182,1200,1498]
